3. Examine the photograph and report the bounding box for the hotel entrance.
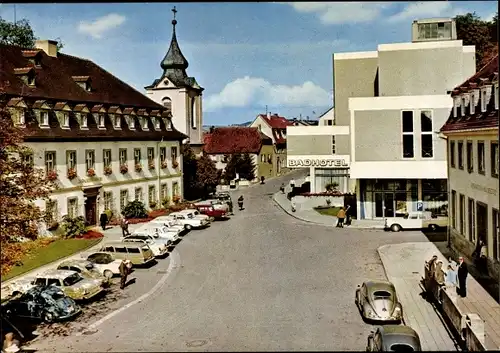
[374,192,395,218]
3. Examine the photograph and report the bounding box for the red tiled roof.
[1,44,166,109]
[258,113,293,129]
[203,127,263,154]
[441,55,498,133]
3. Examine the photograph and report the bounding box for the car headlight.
[366,309,376,318]
[392,305,402,318]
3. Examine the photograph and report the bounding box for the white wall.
[250,115,273,142]
[287,125,349,136]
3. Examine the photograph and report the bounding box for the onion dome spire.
[160,6,189,71]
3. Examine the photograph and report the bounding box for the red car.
[195,204,229,220]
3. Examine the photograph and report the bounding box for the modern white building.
[440,55,499,282]
[1,40,186,226]
[286,18,477,220]
[145,8,205,155]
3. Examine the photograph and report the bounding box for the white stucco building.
[145,8,205,155]
[2,39,186,226]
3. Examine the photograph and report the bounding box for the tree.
[224,153,242,181]
[238,153,256,181]
[454,12,498,70]
[194,154,219,198]
[0,16,64,50]
[0,108,55,273]
[181,144,199,200]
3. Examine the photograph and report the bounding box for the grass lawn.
[314,206,343,217]
[2,238,102,282]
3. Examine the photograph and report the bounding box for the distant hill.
[202,121,252,130]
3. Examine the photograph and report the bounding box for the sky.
[0,2,497,126]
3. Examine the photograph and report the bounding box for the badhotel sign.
[288,158,349,168]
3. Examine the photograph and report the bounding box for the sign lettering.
[470,183,497,195]
[288,159,349,168]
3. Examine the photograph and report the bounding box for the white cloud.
[281,2,390,25]
[388,2,459,23]
[78,13,126,39]
[204,77,331,112]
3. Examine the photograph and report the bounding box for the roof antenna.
[265,105,268,115]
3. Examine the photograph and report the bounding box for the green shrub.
[123,200,148,219]
[161,197,170,209]
[61,216,86,238]
[104,209,113,221]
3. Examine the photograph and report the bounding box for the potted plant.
[47,169,58,181]
[161,197,171,209]
[104,166,113,175]
[120,164,128,174]
[87,168,96,177]
[172,195,181,204]
[135,163,142,172]
[172,160,179,169]
[161,161,168,169]
[148,161,155,170]
[67,168,77,180]
[149,200,157,209]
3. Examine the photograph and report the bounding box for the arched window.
[191,96,197,129]
[162,97,172,111]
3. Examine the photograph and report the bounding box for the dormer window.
[166,119,172,130]
[63,112,69,127]
[494,84,499,110]
[115,116,121,128]
[73,76,92,92]
[22,50,42,67]
[481,88,487,112]
[461,96,466,116]
[99,114,105,127]
[41,111,49,126]
[27,73,36,86]
[130,117,136,129]
[470,92,475,115]
[141,117,148,130]
[18,110,26,125]
[82,113,88,128]
[154,117,160,129]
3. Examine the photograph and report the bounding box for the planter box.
[292,195,344,210]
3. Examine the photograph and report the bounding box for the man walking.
[290,178,295,190]
[119,259,132,290]
[457,256,468,297]
[336,207,346,228]
[120,216,131,237]
[99,211,108,231]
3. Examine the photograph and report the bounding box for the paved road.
[28,172,431,352]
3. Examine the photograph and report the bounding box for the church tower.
[145,7,204,153]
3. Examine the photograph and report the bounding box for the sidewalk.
[272,191,385,229]
[1,223,145,296]
[378,242,458,351]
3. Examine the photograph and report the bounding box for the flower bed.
[148,209,169,218]
[76,230,104,239]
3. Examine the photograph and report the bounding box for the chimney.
[35,40,58,57]
[209,126,215,133]
[267,111,271,119]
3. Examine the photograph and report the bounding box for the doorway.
[374,192,395,218]
[85,196,97,226]
[476,202,488,245]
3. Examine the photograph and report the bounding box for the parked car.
[32,269,104,301]
[84,252,122,278]
[121,234,169,258]
[57,259,110,286]
[169,211,210,230]
[178,209,212,222]
[195,199,229,212]
[385,211,448,232]
[134,223,181,242]
[97,241,155,266]
[2,278,36,298]
[366,325,421,351]
[355,280,403,323]
[195,204,228,220]
[2,286,81,323]
[149,217,186,235]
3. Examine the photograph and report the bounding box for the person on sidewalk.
[336,207,346,228]
[479,241,488,272]
[344,205,352,226]
[99,211,108,231]
[434,261,445,286]
[119,259,132,290]
[457,256,468,297]
[237,195,244,211]
[280,183,285,194]
[426,255,438,278]
[445,264,458,288]
[120,216,131,237]
[290,179,295,190]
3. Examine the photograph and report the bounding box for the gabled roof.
[258,113,293,129]
[203,127,263,154]
[1,44,165,109]
[441,54,498,133]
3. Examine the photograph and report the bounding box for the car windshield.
[390,344,416,352]
[142,246,150,252]
[193,211,200,216]
[187,214,194,219]
[63,273,83,286]
[89,253,113,264]
[373,290,392,299]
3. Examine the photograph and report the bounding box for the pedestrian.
[457,256,468,297]
[290,178,295,190]
[445,264,458,288]
[260,176,265,184]
[434,261,445,286]
[119,259,132,290]
[238,195,244,210]
[3,332,20,353]
[480,241,488,272]
[471,239,484,260]
[427,255,438,278]
[336,207,346,228]
[280,183,285,194]
[345,205,352,226]
[120,216,131,237]
[227,198,234,215]
[99,211,108,231]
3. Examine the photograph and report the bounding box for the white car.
[121,235,169,258]
[178,209,212,222]
[169,211,209,230]
[84,252,122,278]
[384,211,448,232]
[195,199,229,212]
[149,217,186,235]
[134,223,180,242]
[1,277,36,298]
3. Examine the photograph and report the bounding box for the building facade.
[1,40,186,226]
[145,10,204,155]
[250,113,291,177]
[440,56,499,281]
[286,18,477,219]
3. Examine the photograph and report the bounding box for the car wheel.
[429,224,438,231]
[103,270,113,279]
[185,224,192,231]
[391,224,402,232]
[43,311,54,323]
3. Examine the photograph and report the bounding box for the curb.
[2,236,104,286]
[272,192,327,226]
